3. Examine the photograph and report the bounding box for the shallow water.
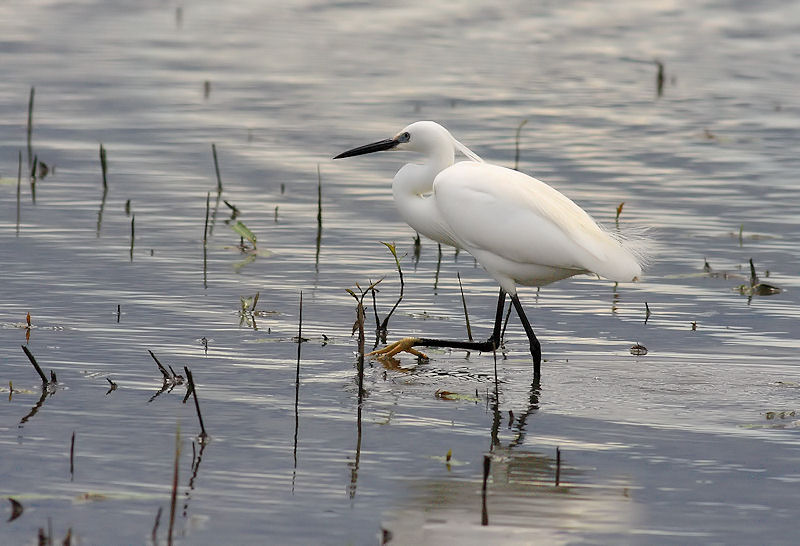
[2,0,800,544]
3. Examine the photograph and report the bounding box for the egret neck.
[391,139,459,248]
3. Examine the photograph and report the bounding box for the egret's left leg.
[367,337,428,359]
[510,294,541,376]
[368,288,506,360]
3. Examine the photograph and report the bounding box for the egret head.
[333,121,456,159]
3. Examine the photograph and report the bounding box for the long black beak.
[333,137,398,159]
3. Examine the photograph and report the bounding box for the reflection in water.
[26,86,34,171]
[129,214,135,261]
[315,164,322,272]
[292,295,302,494]
[96,185,107,238]
[19,387,52,425]
[183,440,208,518]
[433,243,442,293]
[15,151,21,236]
[382,372,633,543]
[348,397,363,500]
[1,0,799,543]
[207,190,222,237]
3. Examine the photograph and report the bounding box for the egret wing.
[433,162,641,281]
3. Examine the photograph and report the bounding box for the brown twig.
[21,345,48,385]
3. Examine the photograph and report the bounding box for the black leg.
[487,287,506,347]
[511,294,541,376]
[372,289,542,377]
[417,288,506,352]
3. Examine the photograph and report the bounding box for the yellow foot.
[367,337,428,360]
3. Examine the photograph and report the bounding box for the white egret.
[334,121,643,376]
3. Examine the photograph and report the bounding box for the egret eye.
[398,132,411,143]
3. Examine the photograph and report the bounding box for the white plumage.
[335,120,645,372]
[384,121,643,292]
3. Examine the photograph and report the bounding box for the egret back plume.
[453,138,483,163]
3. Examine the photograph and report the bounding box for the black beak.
[333,137,399,159]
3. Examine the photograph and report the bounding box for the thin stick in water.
[148,350,172,382]
[378,243,404,335]
[500,303,512,343]
[211,143,223,193]
[99,143,108,190]
[555,446,561,486]
[297,291,303,352]
[315,166,322,270]
[203,192,210,246]
[70,431,75,480]
[203,192,210,288]
[457,272,473,341]
[21,345,48,385]
[27,87,34,168]
[152,506,162,546]
[316,164,323,227]
[184,367,207,439]
[129,214,135,261]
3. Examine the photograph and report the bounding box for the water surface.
[2,0,799,544]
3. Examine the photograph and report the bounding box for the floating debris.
[434,390,479,402]
[765,410,796,420]
[8,498,23,522]
[630,343,648,356]
[105,377,117,395]
[736,258,782,298]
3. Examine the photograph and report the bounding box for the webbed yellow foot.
[367,337,428,360]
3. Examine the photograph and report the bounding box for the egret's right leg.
[510,294,542,376]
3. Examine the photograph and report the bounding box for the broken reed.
[184,367,207,439]
[21,345,48,385]
[148,349,172,381]
[211,143,223,193]
[99,143,108,190]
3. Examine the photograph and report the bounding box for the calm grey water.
[2,1,800,544]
